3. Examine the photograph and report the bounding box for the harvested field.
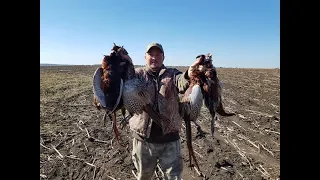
[40,65,280,180]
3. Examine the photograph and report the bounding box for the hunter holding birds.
[120,42,207,180]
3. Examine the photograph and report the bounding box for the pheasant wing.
[93,67,107,108]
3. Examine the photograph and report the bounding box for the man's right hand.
[193,55,205,66]
[188,54,205,77]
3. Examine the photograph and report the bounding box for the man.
[121,42,204,180]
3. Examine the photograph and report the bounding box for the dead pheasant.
[93,43,130,145]
[198,53,236,136]
[180,67,206,176]
[178,54,234,174]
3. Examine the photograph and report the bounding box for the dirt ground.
[40,65,280,180]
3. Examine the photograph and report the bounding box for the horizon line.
[40,63,279,69]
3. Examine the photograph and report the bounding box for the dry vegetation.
[40,65,280,180]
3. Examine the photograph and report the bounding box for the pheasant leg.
[112,112,122,144]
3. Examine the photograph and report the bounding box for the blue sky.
[40,0,279,68]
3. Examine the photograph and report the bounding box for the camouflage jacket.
[128,65,190,139]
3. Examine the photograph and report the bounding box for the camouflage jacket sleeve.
[172,68,190,94]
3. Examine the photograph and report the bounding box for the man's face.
[145,47,164,72]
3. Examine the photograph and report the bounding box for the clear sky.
[40,0,279,68]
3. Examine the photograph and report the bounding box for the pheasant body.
[122,78,151,114]
[181,84,203,120]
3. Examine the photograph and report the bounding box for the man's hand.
[188,54,205,77]
[193,55,205,66]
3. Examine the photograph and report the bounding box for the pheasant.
[93,43,130,145]
[198,53,236,136]
[178,54,235,174]
[179,67,206,176]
